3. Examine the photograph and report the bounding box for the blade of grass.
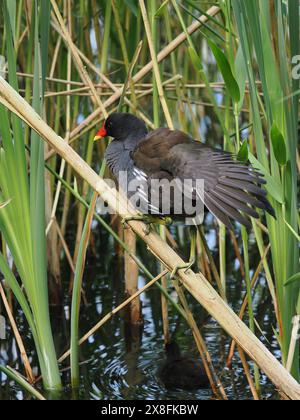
[0,0,62,390]
[70,193,97,388]
[233,0,299,378]
[0,282,34,382]
[139,0,174,128]
[0,365,46,400]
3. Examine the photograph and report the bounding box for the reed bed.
[0,0,299,400]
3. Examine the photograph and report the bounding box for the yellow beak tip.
[94,135,102,142]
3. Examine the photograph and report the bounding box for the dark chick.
[158,341,209,390]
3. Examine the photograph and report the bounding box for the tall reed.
[231,0,299,378]
[0,0,61,390]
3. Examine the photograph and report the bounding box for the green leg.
[122,215,173,235]
[170,226,197,279]
[122,215,155,235]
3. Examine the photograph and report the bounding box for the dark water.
[0,218,279,400]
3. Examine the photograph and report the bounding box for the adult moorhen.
[158,341,209,390]
[94,112,274,230]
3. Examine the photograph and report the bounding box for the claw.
[121,215,173,236]
[121,215,152,235]
[143,223,152,235]
[170,258,195,280]
[122,215,143,226]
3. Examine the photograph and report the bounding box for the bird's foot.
[121,215,153,235]
[157,217,173,227]
[170,258,195,280]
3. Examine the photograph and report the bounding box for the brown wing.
[132,128,274,228]
[132,128,191,173]
[163,140,274,228]
[131,129,191,216]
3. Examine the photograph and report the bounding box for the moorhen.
[158,341,209,390]
[94,112,274,230]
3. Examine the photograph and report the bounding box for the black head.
[165,341,182,360]
[94,113,147,142]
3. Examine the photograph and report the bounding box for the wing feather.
[131,128,274,228]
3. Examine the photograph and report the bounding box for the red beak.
[94,125,107,141]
